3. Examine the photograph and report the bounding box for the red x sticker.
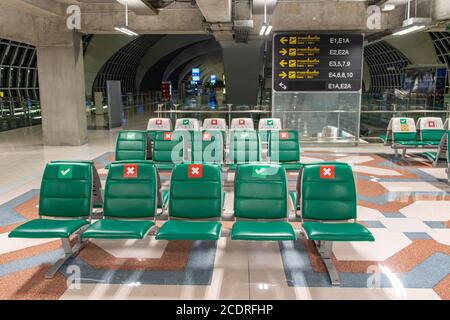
[239,119,245,125]
[202,132,211,141]
[211,119,218,125]
[320,166,335,179]
[188,164,203,178]
[280,131,289,140]
[124,164,138,178]
[156,119,162,125]
[164,132,172,140]
[428,121,436,128]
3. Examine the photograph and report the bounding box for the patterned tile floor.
[0,122,448,300]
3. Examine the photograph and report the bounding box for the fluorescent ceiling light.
[393,25,426,36]
[264,25,272,35]
[259,25,267,36]
[382,4,395,12]
[114,26,138,36]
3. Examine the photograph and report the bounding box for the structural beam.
[196,0,232,22]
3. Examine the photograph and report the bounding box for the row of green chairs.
[115,129,302,171]
[382,117,445,158]
[9,161,373,285]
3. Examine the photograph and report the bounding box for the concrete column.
[36,31,88,146]
[220,40,264,106]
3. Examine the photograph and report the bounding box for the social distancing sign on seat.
[58,165,73,179]
[188,164,202,178]
[280,131,289,140]
[400,118,410,132]
[156,119,162,125]
[320,165,335,179]
[202,132,211,141]
[164,132,172,140]
[123,164,138,178]
[211,119,218,125]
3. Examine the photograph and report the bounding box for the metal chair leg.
[316,241,341,286]
[45,237,86,279]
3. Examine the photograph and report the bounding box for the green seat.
[192,130,224,164]
[422,152,437,161]
[302,221,374,242]
[300,163,373,242]
[9,161,93,239]
[82,161,158,240]
[231,221,295,241]
[229,130,260,169]
[156,163,222,240]
[268,130,302,170]
[152,131,186,171]
[81,220,153,239]
[231,164,295,241]
[156,220,221,240]
[115,130,148,161]
[9,219,88,239]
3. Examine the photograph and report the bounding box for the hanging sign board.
[273,33,363,92]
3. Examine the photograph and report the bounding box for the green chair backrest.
[418,117,444,141]
[229,130,260,163]
[39,162,92,218]
[421,129,445,142]
[153,131,185,163]
[115,130,147,161]
[104,161,157,219]
[301,163,356,221]
[192,130,224,164]
[169,163,222,219]
[391,117,416,142]
[268,130,300,163]
[234,164,288,219]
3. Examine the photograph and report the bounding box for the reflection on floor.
[0,123,449,300]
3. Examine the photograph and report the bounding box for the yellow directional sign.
[278,71,287,79]
[0,91,3,98]
[289,36,297,45]
[279,48,287,56]
[279,60,288,67]
[279,36,288,44]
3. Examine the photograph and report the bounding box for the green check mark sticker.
[183,119,189,125]
[267,120,273,126]
[58,165,73,179]
[252,167,268,178]
[400,119,407,124]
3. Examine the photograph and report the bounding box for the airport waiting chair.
[115,130,150,161]
[268,130,302,171]
[258,118,282,145]
[384,117,421,157]
[9,161,98,278]
[147,118,172,142]
[82,161,158,240]
[152,131,187,171]
[299,163,374,286]
[192,130,224,164]
[156,163,222,240]
[230,118,255,131]
[228,130,260,170]
[202,118,227,144]
[417,117,445,145]
[231,164,295,241]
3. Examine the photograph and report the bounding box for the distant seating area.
[382,117,446,158]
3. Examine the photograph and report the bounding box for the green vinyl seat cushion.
[421,152,437,161]
[421,140,441,146]
[192,130,224,164]
[81,220,154,239]
[156,220,221,240]
[115,130,147,161]
[229,130,260,165]
[302,221,374,242]
[152,131,185,169]
[9,219,88,238]
[231,221,295,241]
[396,140,426,146]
